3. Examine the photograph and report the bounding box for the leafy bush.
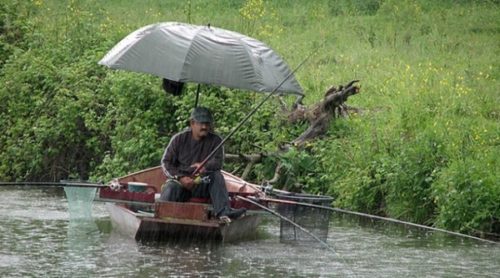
[432,149,499,235]
[0,0,113,181]
[383,132,445,224]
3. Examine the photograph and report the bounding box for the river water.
[1,187,498,277]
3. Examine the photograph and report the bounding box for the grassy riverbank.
[0,0,498,238]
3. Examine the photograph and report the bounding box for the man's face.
[190,120,211,139]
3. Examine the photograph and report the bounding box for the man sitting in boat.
[159,106,246,220]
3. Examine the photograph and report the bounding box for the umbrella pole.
[194,84,201,108]
[192,50,317,176]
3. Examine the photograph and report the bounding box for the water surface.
[0,188,498,277]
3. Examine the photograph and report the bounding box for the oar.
[0,181,107,188]
[260,196,499,245]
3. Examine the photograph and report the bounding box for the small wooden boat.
[98,166,265,242]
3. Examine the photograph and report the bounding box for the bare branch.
[224,153,264,163]
[291,80,360,146]
[226,80,362,188]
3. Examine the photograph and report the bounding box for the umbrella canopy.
[99,22,303,95]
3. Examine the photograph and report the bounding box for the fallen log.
[226,80,361,185]
[291,80,360,146]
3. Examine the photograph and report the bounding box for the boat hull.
[106,203,261,242]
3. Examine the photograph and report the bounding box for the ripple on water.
[0,254,23,268]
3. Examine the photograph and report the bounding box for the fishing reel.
[193,175,211,185]
[108,179,122,191]
[261,181,274,195]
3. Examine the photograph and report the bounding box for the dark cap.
[190,107,213,123]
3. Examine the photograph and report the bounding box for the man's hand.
[178,176,195,190]
[190,162,206,174]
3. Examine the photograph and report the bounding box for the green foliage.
[90,73,175,181]
[383,132,445,224]
[0,0,114,181]
[0,1,35,69]
[0,0,498,238]
[432,149,499,235]
[274,146,317,192]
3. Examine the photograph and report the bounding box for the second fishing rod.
[191,47,319,176]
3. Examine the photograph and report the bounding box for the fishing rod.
[192,48,319,176]
[0,181,107,188]
[237,195,358,277]
[259,196,499,245]
[236,195,336,252]
[229,177,498,245]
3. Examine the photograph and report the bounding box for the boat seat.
[188,197,211,203]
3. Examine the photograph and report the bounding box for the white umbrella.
[99,22,303,95]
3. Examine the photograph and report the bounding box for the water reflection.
[1,188,499,277]
[64,219,101,275]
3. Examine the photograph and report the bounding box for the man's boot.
[218,207,247,221]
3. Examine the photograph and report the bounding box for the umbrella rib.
[238,38,265,92]
[178,25,207,84]
[263,47,285,92]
